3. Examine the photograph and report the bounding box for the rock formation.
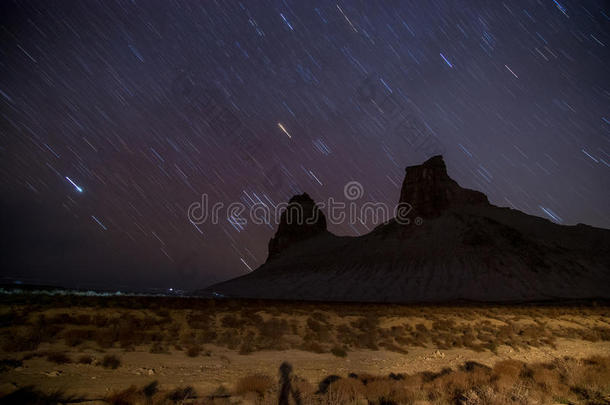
[267,193,328,261]
[201,156,610,303]
[399,155,488,218]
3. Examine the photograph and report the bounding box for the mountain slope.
[203,156,610,302]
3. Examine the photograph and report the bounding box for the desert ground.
[0,294,609,404]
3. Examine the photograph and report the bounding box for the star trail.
[0,0,608,291]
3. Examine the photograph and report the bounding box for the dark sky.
[0,0,608,291]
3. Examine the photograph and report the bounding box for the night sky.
[0,0,608,292]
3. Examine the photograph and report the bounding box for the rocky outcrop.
[267,193,328,261]
[399,155,489,218]
[202,156,610,303]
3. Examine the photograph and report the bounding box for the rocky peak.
[267,193,327,261]
[399,155,489,218]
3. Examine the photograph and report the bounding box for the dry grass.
[1,295,608,359]
[0,386,74,404]
[46,351,72,364]
[77,354,94,364]
[224,355,610,404]
[186,344,202,357]
[102,354,121,369]
[0,295,609,404]
[330,345,348,357]
[234,374,273,396]
[103,382,195,405]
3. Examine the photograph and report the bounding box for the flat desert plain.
[0,294,609,404]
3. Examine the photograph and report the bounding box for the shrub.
[149,342,169,354]
[302,341,325,353]
[258,317,288,343]
[326,377,365,403]
[105,385,139,405]
[94,329,116,348]
[0,358,23,372]
[238,340,254,355]
[220,314,241,328]
[186,311,210,329]
[235,374,273,396]
[142,380,158,398]
[166,386,196,401]
[101,354,121,369]
[0,387,73,404]
[186,345,201,357]
[330,346,348,358]
[46,352,72,364]
[63,328,95,346]
[77,354,94,365]
[2,328,42,352]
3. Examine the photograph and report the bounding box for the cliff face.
[267,193,328,261]
[202,156,610,303]
[399,155,489,218]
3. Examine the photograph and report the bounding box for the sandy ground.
[1,338,609,400]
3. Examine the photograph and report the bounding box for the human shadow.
[278,361,302,405]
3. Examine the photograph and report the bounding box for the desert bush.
[63,328,95,346]
[256,317,288,348]
[49,313,74,324]
[153,308,170,319]
[142,380,158,398]
[186,344,201,357]
[196,328,216,343]
[0,358,22,372]
[306,317,324,333]
[101,381,158,404]
[186,311,210,329]
[166,386,196,401]
[379,340,408,354]
[93,314,109,327]
[330,346,348,357]
[101,354,121,369]
[0,309,27,327]
[149,342,169,354]
[77,354,94,365]
[311,311,329,323]
[46,351,72,364]
[2,336,37,352]
[0,386,74,404]
[234,374,273,396]
[104,385,139,405]
[220,314,241,328]
[365,379,415,405]
[301,341,325,353]
[238,339,254,355]
[300,355,610,405]
[325,377,365,403]
[218,331,242,350]
[94,328,117,348]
